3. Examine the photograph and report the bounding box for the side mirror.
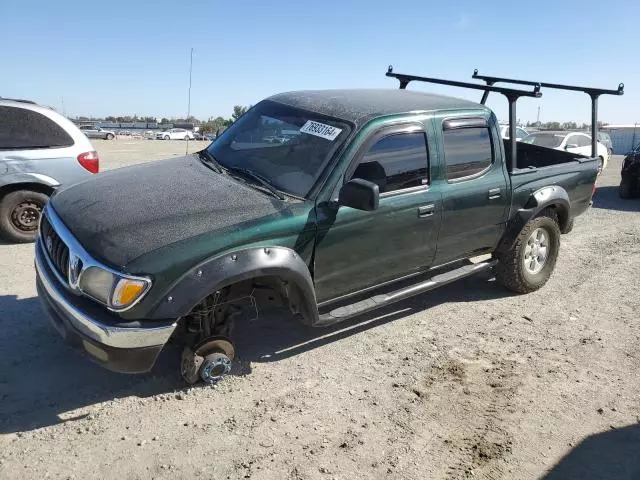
[338,178,379,211]
[565,143,578,150]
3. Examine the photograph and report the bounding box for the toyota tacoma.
[34,68,622,384]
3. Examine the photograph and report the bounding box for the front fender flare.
[149,246,318,325]
[496,186,571,255]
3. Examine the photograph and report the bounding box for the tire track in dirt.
[419,353,521,480]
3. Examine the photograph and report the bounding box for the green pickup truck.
[35,69,614,384]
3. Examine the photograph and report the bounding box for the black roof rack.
[385,66,542,173]
[472,69,624,158]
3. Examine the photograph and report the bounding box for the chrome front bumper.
[35,238,177,372]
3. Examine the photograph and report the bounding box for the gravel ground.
[1,142,639,479]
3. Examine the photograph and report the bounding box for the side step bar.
[315,260,497,327]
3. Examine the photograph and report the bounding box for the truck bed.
[504,140,589,170]
[505,139,599,222]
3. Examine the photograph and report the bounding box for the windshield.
[206,101,351,198]
[522,133,565,148]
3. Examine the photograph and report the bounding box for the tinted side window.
[516,128,528,139]
[0,106,74,150]
[443,127,493,181]
[352,132,428,193]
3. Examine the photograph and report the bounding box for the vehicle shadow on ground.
[592,186,640,212]
[233,271,512,364]
[0,295,185,434]
[544,423,640,479]
[0,271,511,434]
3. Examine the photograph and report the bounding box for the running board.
[315,260,497,327]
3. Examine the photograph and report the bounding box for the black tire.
[494,210,561,294]
[164,135,170,140]
[561,217,575,234]
[106,133,114,140]
[0,190,49,243]
[619,179,633,199]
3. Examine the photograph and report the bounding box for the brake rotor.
[180,336,235,385]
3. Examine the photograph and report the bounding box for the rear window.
[0,106,74,150]
[443,127,493,181]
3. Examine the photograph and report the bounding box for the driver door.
[313,122,442,303]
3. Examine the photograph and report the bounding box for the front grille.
[40,214,69,281]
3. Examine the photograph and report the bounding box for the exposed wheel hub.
[200,353,232,384]
[180,336,235,385]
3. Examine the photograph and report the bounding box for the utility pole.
[186,47,194,155]
[536,106,541,126]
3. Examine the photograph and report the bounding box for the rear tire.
[619,179,633,199]
[0,190,49,243]
[106,133,115,140]
[561,217,575,234]
[495,211,561,294]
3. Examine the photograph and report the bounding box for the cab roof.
[268,89,486,127]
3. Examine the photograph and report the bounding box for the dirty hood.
[50,155,286,268]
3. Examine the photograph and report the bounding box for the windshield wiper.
[197,150,223,173]
[226,166,285,200]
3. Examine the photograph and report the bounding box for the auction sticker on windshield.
[299,120,342,141]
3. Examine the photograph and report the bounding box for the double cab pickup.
[35,68,620,384]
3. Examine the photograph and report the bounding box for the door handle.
[417,204,435,218]
[488,188,501,200]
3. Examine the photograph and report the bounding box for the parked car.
[619,143,640,198]
[597,131,614,156]
[78,124,116,140]
[0,98,98,242]
[522,131,609,170]
[499,124,529,140]
[192,132,211,141]
[156,128,194,140]
[34,69,603,385]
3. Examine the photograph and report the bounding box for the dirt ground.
[1,141,639,479]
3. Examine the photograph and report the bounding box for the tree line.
[525,121,609,130]
[79,105,249,132]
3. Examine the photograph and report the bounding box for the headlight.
[79,266,151,310]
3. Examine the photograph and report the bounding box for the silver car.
[78,124,116,140]
[0,98,98,242]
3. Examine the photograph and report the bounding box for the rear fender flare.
[496,186,570,255]
[149,246,318,325]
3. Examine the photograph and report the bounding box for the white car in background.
[155,128,194,140]
[522,131,609,169]
[499,124,529,141]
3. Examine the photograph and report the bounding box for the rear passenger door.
[433,116,509,265]
[313,123,442,303]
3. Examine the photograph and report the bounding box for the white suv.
[0,98,98,242]
[155,128,194,140]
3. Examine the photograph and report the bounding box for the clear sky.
[2,0,637,124]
